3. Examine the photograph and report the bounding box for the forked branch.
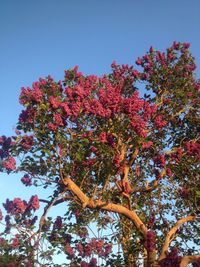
[62,176,147,235]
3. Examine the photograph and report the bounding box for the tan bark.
[120,216,137,267]
[147,250,159,267]
[143,248,148,267]
[62,177,199,267]
[62,176,147,235]
[159,215,196,261]
[180,254,200,267]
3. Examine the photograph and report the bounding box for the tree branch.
[159,215,197,261]
[139,179,159,193]
[180,254,200,267]
[39,193,66,231]
[39,195,73,206]
[62,176,147,236]
[133,169,166,194]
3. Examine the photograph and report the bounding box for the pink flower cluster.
[0,136,12,151]
[53,113,64,126]
[97,84,122,115]
[3,198,26,215]
[3,195,40,215]
[75,238,112,259]
[145,230,155,252]
[53,216,63,230]
[123,91,157,137]
[21,174,32,186]
[184,141,200,160]
[28,195,40,210]
[19,108,35,124]
[148,215,155,228]
[80,258,97,267]
[47,122,58,132]
[2,156,16,171]
[99,132,107,143]
[113,154,121,167]
[49,96,61,109]
[166,167,173,177]
[64,66,83,81]
[65,243,75,259]
[47,114,65,132]
[171,147,183,163]
[153,115,167,129]
[98,132,116,147]
[82,158,96,167]
[159,247,182,267]
[153,154,166,168]
[20,135,34,150]
[111,61,139,82]
[19,83,43,105]
[0,136,16,171]
[142,141,153,150]
[11,234,20,249]
[63,68,158,138]
[179,187,189,199]
[24,215,38,228]
[136,42,193,81]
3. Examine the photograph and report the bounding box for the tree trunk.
[119,215,137,266]
[126,253,135,267]
[146,250,158,267]
[122,240,137,267]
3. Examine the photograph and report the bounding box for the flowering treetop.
[0,42,199,266]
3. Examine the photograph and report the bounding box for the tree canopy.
[0,42,199,267]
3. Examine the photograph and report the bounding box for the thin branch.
[38,192,66,232]
[135,169,166,193]
[139,179,159,193]
[159,215,197,261]
[34,192,67,262]
[39,195,73,206]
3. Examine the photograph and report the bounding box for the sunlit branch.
[62,176,147,235]
[38,192,66,232]
[159,215,197,261]
[180,254,200,267]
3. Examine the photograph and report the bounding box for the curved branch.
[180,254,200,267]
[39,195,73,206]
[29,193,67,243]
[159,215,197,261]
[63,176,147,236]
[134,170,166,194]
[97,202,147,235]
[139,179,159,193]
[39,193,66,231]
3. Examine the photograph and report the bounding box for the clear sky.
[0,0,200,263]
[1,0,200,135]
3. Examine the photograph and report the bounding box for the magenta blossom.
[28,195,40,210]
[2,156,16,171]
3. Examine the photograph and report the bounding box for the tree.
[0,42,199,267]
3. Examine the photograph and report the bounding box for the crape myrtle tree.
[0,42,199,267]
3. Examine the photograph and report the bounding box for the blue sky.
[1,0,200,135]
[0,0,200,263]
